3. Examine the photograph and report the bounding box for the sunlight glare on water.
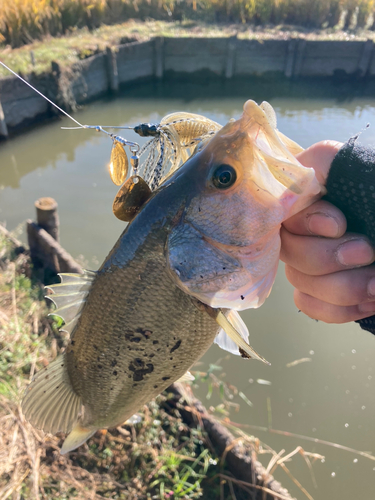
[0,78,375,500]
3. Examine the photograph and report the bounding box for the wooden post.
[27,221,83,277]
[106,46,119,93]
[225,36,237,79]
[154,37,164,79]
[35,197,59,242]
[0,99,8,139]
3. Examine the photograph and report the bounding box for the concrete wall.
[1,36,375,137]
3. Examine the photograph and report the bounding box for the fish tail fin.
[61,424,97,454]
[22,355,82,435]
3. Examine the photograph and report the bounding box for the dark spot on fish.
[153,340,159,345]
[71,341,75,346]
[125,332,142,343]
[128,359,154,382]
[200,275,203,279]
[110,387,113,390]
[111,359,117,367]
[149,353,155,358]
[241,295,245,300]
[173,365,176,368]
[157,348,161,352]
[170,340,181,353]
[239,347,251,359]
[97,364,103,369]
[113,370,118,376]
[136,328,153,338]
[55,385,60,389]
[45,375,49,380]
[128,375,131,378]
[170,357,173,360]
[93,344,98,351]
[61,364,64,367]
[43,390,46,393]
[154,385,158,389]
[162,376,171,381]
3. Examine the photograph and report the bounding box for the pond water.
[1,77,375,499]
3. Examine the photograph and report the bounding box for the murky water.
[1,78,375,499]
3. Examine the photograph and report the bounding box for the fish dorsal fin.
[177,371,195,383]
[22,355,82,435]
[214,310,249,356]
[215,310,270,365]
[45,270,96,335]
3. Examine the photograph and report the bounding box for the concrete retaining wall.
[1,36,375,137]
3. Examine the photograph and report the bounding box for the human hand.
[280,140,375,323]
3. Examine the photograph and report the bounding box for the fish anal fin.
[61,424,97,454]
[22,355,82,435]
[177,371,195,383]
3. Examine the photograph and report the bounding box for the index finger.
[282,199,347,238]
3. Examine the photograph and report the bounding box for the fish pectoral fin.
[214,310,249,356]
[61,423,97,455]
[22,355,82,435]
[216,311,271,365]
[45,270,96,335]
[177,371,195,383]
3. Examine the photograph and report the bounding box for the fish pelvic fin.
[216,310,271,366]
[45,270,96,336]
[22,355,82,435]
[214,310,249,356]
[61,423,97,455]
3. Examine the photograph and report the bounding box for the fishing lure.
[0,60,222,217]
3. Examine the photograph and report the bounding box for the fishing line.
[0,60,84,128]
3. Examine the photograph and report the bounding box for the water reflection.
[0,77,375,500]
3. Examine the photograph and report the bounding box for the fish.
[21,99,323,454]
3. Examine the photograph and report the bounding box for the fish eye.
[212,164,237,189]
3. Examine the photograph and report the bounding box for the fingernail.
[368,278,375,298]
[336,239,374,266]
[307,213,339,237]
[358,301,375,313]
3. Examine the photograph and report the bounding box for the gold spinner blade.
[109,140,129,186]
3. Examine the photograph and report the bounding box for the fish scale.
[64,189,220,430]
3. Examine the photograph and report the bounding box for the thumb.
[296,140,343,185]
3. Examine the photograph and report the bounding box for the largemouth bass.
[22,100,323,453]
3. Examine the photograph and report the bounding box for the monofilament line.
[0,60,84,128]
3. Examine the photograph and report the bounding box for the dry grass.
[0,229,222,500]
[1,0,375,48]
